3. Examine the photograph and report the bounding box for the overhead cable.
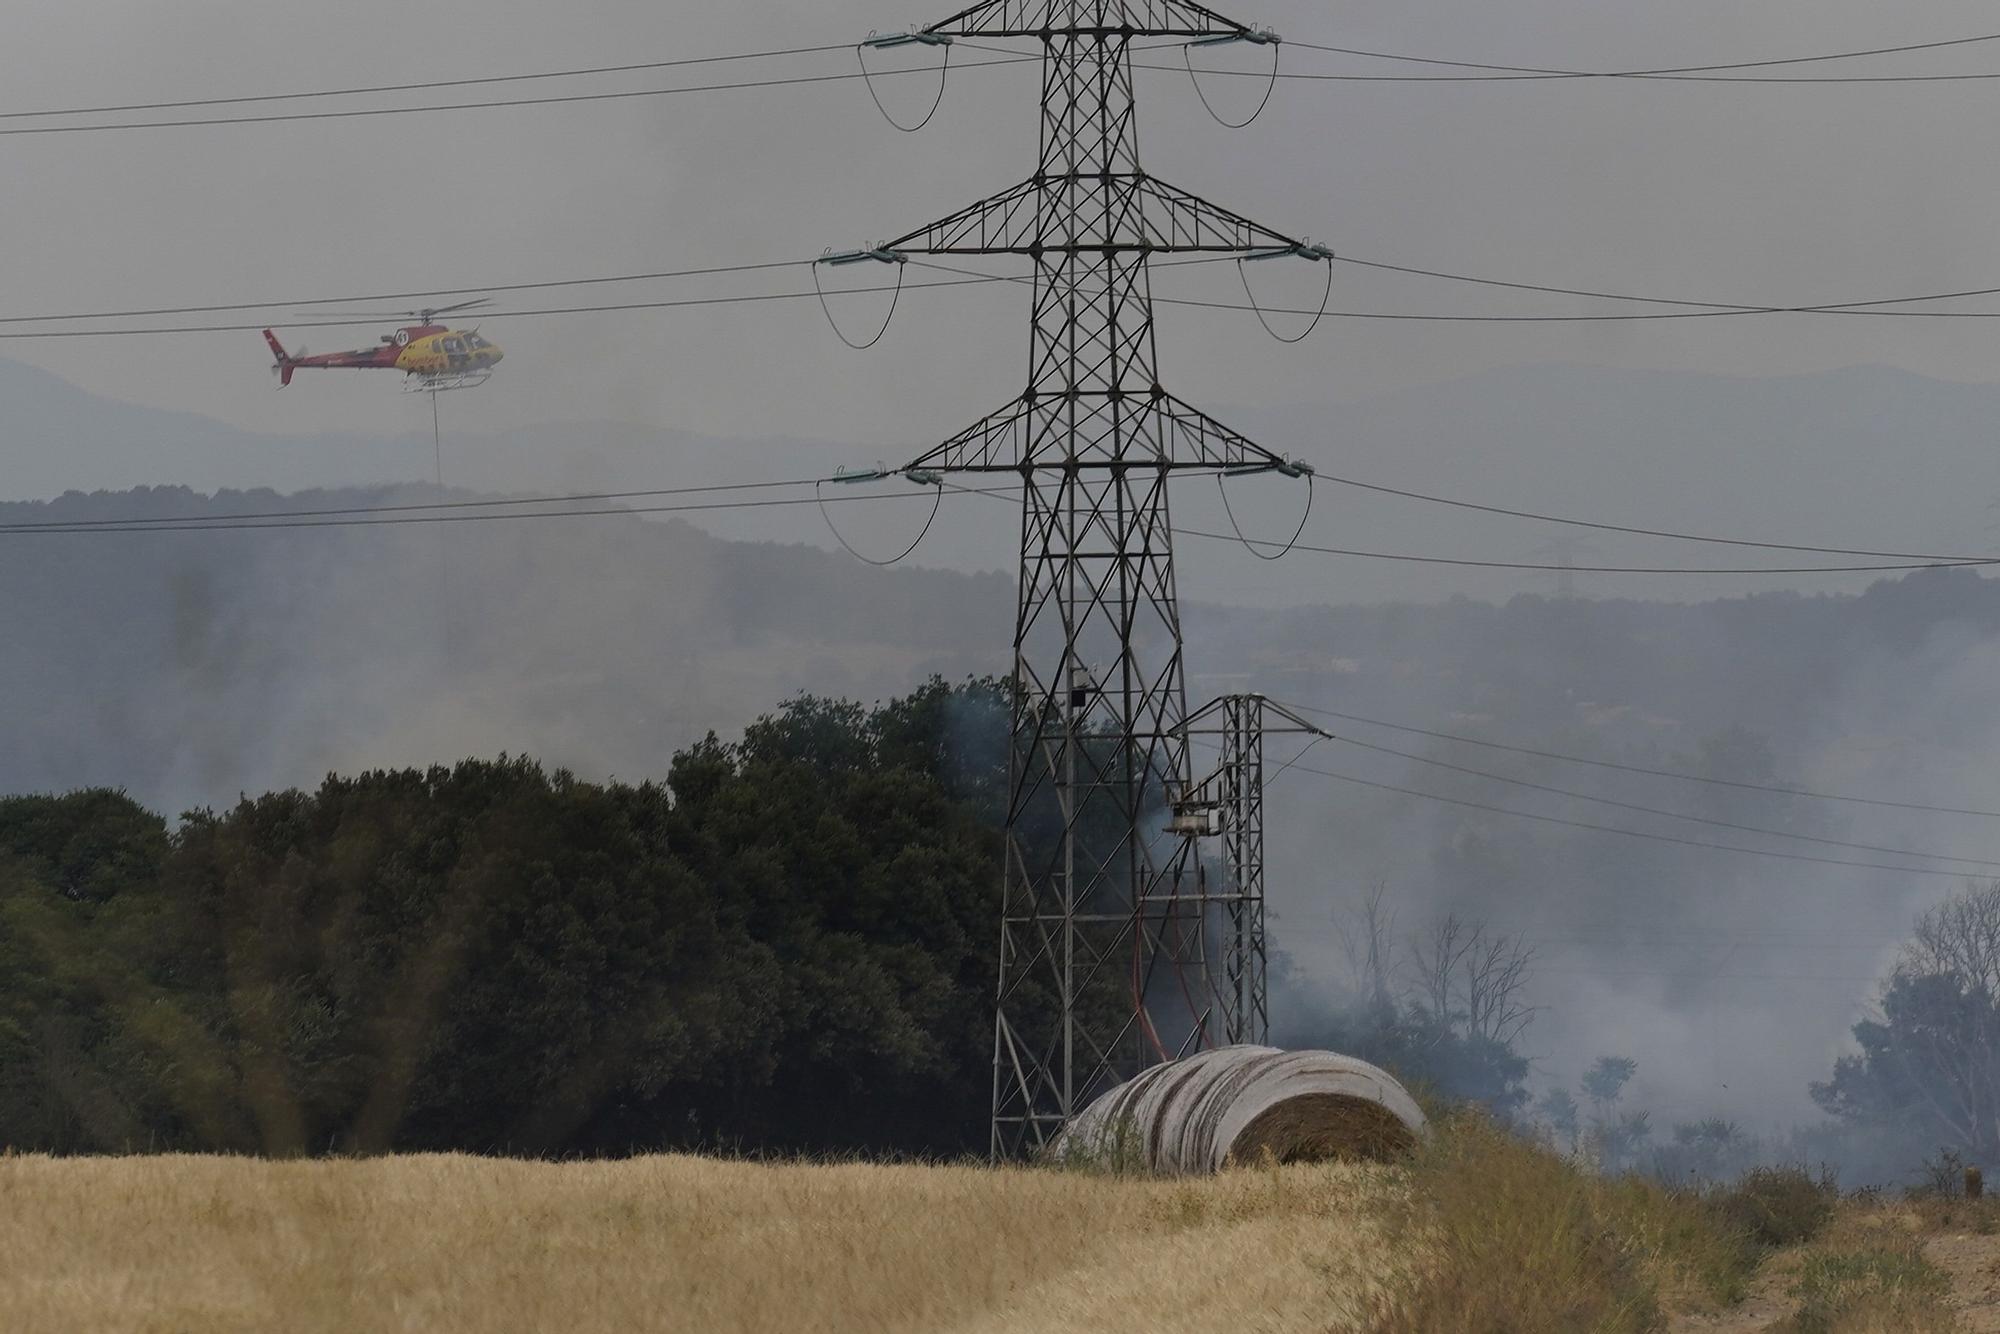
[942,479,1998,576]
[0,259,810,326]
[0,55,1039,136]
[1283,472,1988,562]
[1149,58,2000,85]
[0,485,1015,536]
[1264,759,1983,879]
[21,250,2000,337]
[1178,529,1994,575]
[904,255,2000,327]
[1272,700,2000,820]
[0,271,1018,339]
[0,477,828,531]
[7,26,1995,128]
[1283,29,2000,79]
[0,43,856,121]
[1304,729,2000,868]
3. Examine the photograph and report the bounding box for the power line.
[0,485,1017,536]
[942,479,1992,576]
[10,26,1983,134]
[0,253,1253,328]
[1157,58,2000,86]
[0,259,809,326]
[1148,290,2000,323]
[1275,700,2000,820]
[910,255,2000,329]
[1178,529,1990,575]
[1329,255,2000,317]
[1264,757,1984,878]
[0,477,827,531]
[4,27,1990,133]
[20,250,2000,339]
[0,55,1036,137]
[0,44,856,121]
[11,475,1963,578]
[0,271,1020,338]
[1276,472,1989,563]
[1305,730,2000,869]
[1283,29,2000,79]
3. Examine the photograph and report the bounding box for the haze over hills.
[12,354,2000,1143]
[7,355,1998,607]
[9,470,2000,1140]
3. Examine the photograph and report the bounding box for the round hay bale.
[1050,1045,1425,1175]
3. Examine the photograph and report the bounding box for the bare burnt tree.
[1905,880,2000,994]
[1334,881,1400,1009]
[1409,912,1540,1045]
[1461,925,1541,1045]
[1413,914,1476,1032]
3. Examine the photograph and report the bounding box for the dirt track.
[1669,1216,2000,1332]
[1925,1230,2000,1332]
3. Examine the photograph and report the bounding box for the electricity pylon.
[836,0,1321,1157]
[1174,694,1328,1050]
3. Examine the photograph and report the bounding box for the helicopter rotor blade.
[286,298,493,323]
[418,298,492,319]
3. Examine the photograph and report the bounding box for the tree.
[0,679,1012,1160]
[1653,1118,1750,1183]
[1581,1055,1637,1117]
[1409,913,1539,1046]
[1535,1087,1581,1154]
[1595,1110,1653,1173]
[1812,880,2000,1169]
[1305,890,1538,1117]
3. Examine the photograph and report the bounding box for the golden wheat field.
[0,1154,1408,1334]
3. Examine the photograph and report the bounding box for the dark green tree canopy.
[0,680,1007,1159]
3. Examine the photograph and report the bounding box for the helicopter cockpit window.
[465,335,490,351]
[442,338,466,354]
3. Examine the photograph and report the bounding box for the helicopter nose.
[489,345,504,365]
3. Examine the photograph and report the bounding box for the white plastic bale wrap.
[1051,1045,1427,1175]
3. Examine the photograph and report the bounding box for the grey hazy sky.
[5,0,2000,447]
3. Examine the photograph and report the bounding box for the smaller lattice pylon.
[1174,695,1325,1046]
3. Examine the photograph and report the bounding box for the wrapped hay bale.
[1050,1044,1425,1174]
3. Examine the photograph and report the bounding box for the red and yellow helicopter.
[262,299,503,392]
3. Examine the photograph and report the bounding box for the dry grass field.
[13,1125,2000,1332]
[0,1153,1409,1334]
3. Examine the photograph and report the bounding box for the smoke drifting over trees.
[9,486,2000,1176]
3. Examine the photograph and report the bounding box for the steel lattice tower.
[842,0,1318,1156]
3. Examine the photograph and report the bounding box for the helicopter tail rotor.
[263,329,298,387]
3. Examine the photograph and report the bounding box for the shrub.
[1710,1166,1838,1250]
[1369,1114,1659,1333]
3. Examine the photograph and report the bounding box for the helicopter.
[262,299,503,392]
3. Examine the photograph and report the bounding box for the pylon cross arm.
[919,0,1254,39]
[899,391,1295,474]
[881,175,1300,257]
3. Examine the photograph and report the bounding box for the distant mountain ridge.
[7,357,2000,606]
